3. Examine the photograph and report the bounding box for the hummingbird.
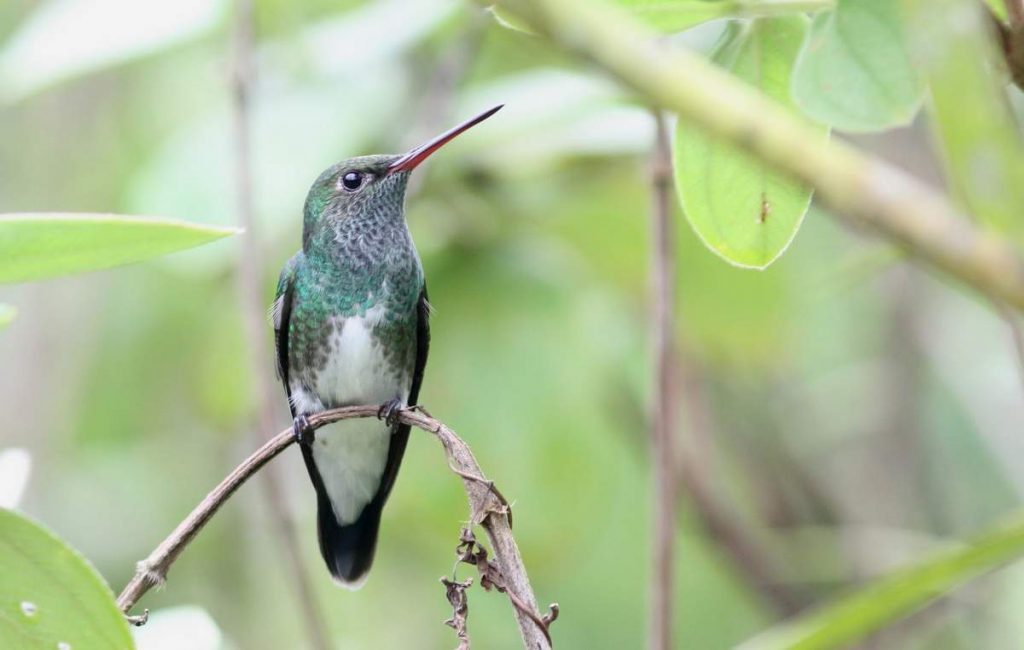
[272,105,502,587]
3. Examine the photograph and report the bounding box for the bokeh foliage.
[3,0,1024,648]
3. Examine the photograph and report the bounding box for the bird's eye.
[341,171,364,192]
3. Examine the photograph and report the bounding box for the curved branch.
[116,405,555,649]
[401,406,557,649]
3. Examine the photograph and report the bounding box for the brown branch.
[648,110,677,650]
[670,346,813,615]
[452,527,556,647]
[117,422,294,616]
[611,367,812,617]
[674,449,810,614]
[1006,0,1024,29]
[990,0,1024,89]
[406,406,557,648]
[447,464,515,527]
[229,1,332,647]
[116,405,555,649]
[651,116,811,617]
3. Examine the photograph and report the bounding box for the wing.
[408,285,431,407]
[375,285,431,503]
[272,252,301,413]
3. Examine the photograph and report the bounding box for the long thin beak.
[387,104,503,175]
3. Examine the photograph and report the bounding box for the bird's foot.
[377,397,406,427]
[293,414,315,446]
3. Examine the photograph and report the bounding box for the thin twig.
[990,1,1024,89]
[995,301,1024,393]
[670,321,815,613]
[664,342,814,614]
[880,269,925,524]
[402,408,557,649]
[496,0,1024,311]
[648,110,677,650]
[117,423,295,614]
[1006,0,1024,29]
[447,464,514,527]
[230,2,332,648]
[454,527,556,647]
[442,575,473,650]
[674,448,810,614]
[606,282,811,612]
[116,405,555,650]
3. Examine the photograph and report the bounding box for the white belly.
[310,418,391,523]
[290,312,410,524]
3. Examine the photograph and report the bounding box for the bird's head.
[301,104,502,246]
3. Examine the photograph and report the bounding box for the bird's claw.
[293,414,315,446]
[378,398,406,427]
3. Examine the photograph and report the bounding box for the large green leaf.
[791,0,923,132]
[491,0,832,34]
[903,0,1024,236]
[0,213,238,284]
[738,511,1024,650]
[0,508,133,650]
[0,304,15,330]
[674,16,825,269]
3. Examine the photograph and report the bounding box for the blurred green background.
[3,0,1024,648]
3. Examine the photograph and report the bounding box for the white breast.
[317,307,396,406]
[290,310,411,525]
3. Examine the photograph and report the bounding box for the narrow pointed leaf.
[791,0,923,132]
[903,0,1024,236]
[738,511,1024,650]
[0,508,134,649]
[674,16,825,268]
[0,213,238,284]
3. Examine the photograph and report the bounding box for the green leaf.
[0,304,15,330]
[619,0,764,32]
[0,213,238,284]
[625,0,833,32]
[737,510,1024,650]
[0,508,134,650]
[674,16,826,269]
[903,0,1024,236]
[490,0,833,34]
[791,0,923,132]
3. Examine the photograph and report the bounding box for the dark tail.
[315,490,382,588]
[299,426,410,587]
